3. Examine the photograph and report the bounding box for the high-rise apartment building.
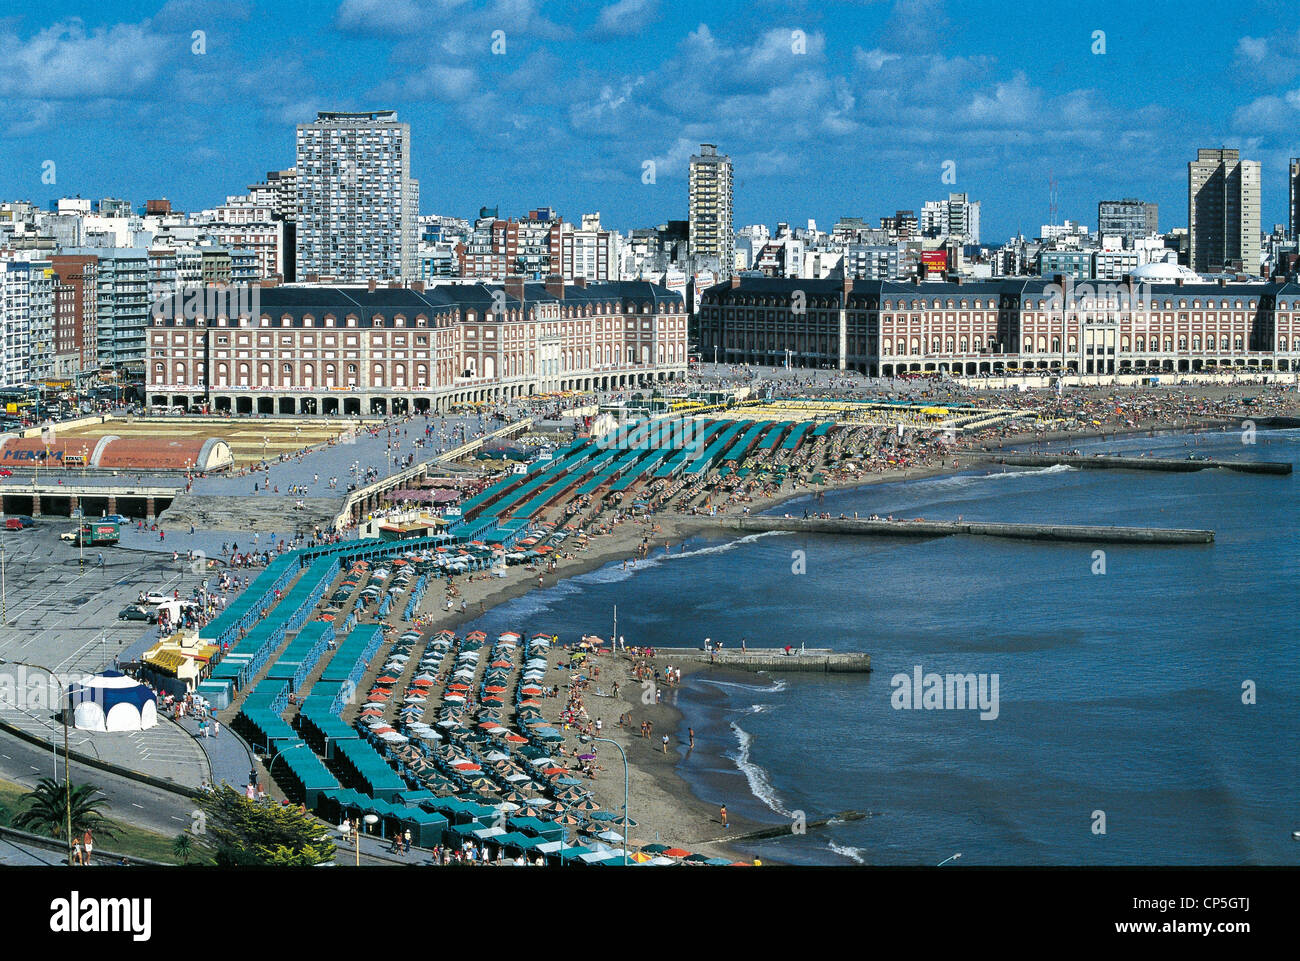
[295,111,419,282]
[921,193,980,244]
[1188,148,1260,274]
[1289,158,1300,241]
[49,253,99,376]
[1097,199,1158,242]
[688,144,734,276]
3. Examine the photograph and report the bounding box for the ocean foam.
[728,720,791,818]
[828,840,867,864]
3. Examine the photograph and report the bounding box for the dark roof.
[153,280,684,327]
[703,277,1300,308]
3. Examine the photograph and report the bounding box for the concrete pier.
[658,646,871,673]
[969,451,1291,475]
[711,515,1214,544]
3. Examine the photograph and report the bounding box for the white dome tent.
[68,672,158,733]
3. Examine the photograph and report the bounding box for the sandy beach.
[334,381,1300,862]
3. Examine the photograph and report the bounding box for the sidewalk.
[0,706,208,789]
[174,715,253,791]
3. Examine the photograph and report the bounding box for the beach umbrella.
[706,857,733,866]
[683,853,711,864]
[596,830,624,843]
[552,812,586,826]
[630,852,653,864]
[663,848,691,859]
[640,843,670,854]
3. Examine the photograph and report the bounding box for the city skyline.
[2,0,1300,240]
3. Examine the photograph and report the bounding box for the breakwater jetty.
[968,451,1291,475]
[709,515,1214,545]
[658,646,871,673]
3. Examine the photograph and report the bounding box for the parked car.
[139,591,171,606]
[102,514,130,525]
[59,529,79,542]
[3,516,34,530]
[0,469,13,477]
[118,605,157,623]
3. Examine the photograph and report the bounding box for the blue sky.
[2,0,1299,242]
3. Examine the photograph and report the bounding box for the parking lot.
[0,523,210,677]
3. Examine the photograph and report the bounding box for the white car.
[140,591,171,606]
[59,530,80,542]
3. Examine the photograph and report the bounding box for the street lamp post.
[582,735,630,865]
[41,670,75,866]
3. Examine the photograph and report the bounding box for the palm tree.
[11,778,117,841]
[172,832,195,864]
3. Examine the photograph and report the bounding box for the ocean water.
[460,427,1300,865]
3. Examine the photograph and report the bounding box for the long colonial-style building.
[148,278,688,415]
[699,267,1300,378]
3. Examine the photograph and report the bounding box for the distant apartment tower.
[1188,148,1260,274]
[881,210,918,244]
[921,194,980,244]
[295,111,418,282]
[1289,159,1300,241]
[688,144,734,276]
[1097,199,1158,242]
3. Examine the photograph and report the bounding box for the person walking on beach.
[688,727,695,750]
[662,734,669,754]
[720,805,728,830]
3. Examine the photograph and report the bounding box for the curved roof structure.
[0,434,233,471]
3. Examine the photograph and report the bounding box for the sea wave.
[700,676,787,695]
[828,841,867,864]
[727,721,791,818]
[670,530,788,560]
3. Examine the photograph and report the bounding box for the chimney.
[841,275,854,296]
[504,275,526,303]
[260,276,280,288]
[1218,277,1227,286]
[388,280,401,289]
[544,274,566,299]
[411,280,425,293]
[729,275,741,288]
[368,278,377,292]
[573,277,588,289]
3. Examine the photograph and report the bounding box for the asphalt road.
[0,524,207,675]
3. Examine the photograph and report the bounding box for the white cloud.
[856,47,901,71]
[593,0,658,38]
[0,19,162,100]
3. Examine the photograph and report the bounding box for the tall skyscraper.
[921,193,980,244]
[1097,199,1158,242]
[1187,148,1260,274]
[688,144,734,276]
[1289,158,1300,241]
[295,110,419,282]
